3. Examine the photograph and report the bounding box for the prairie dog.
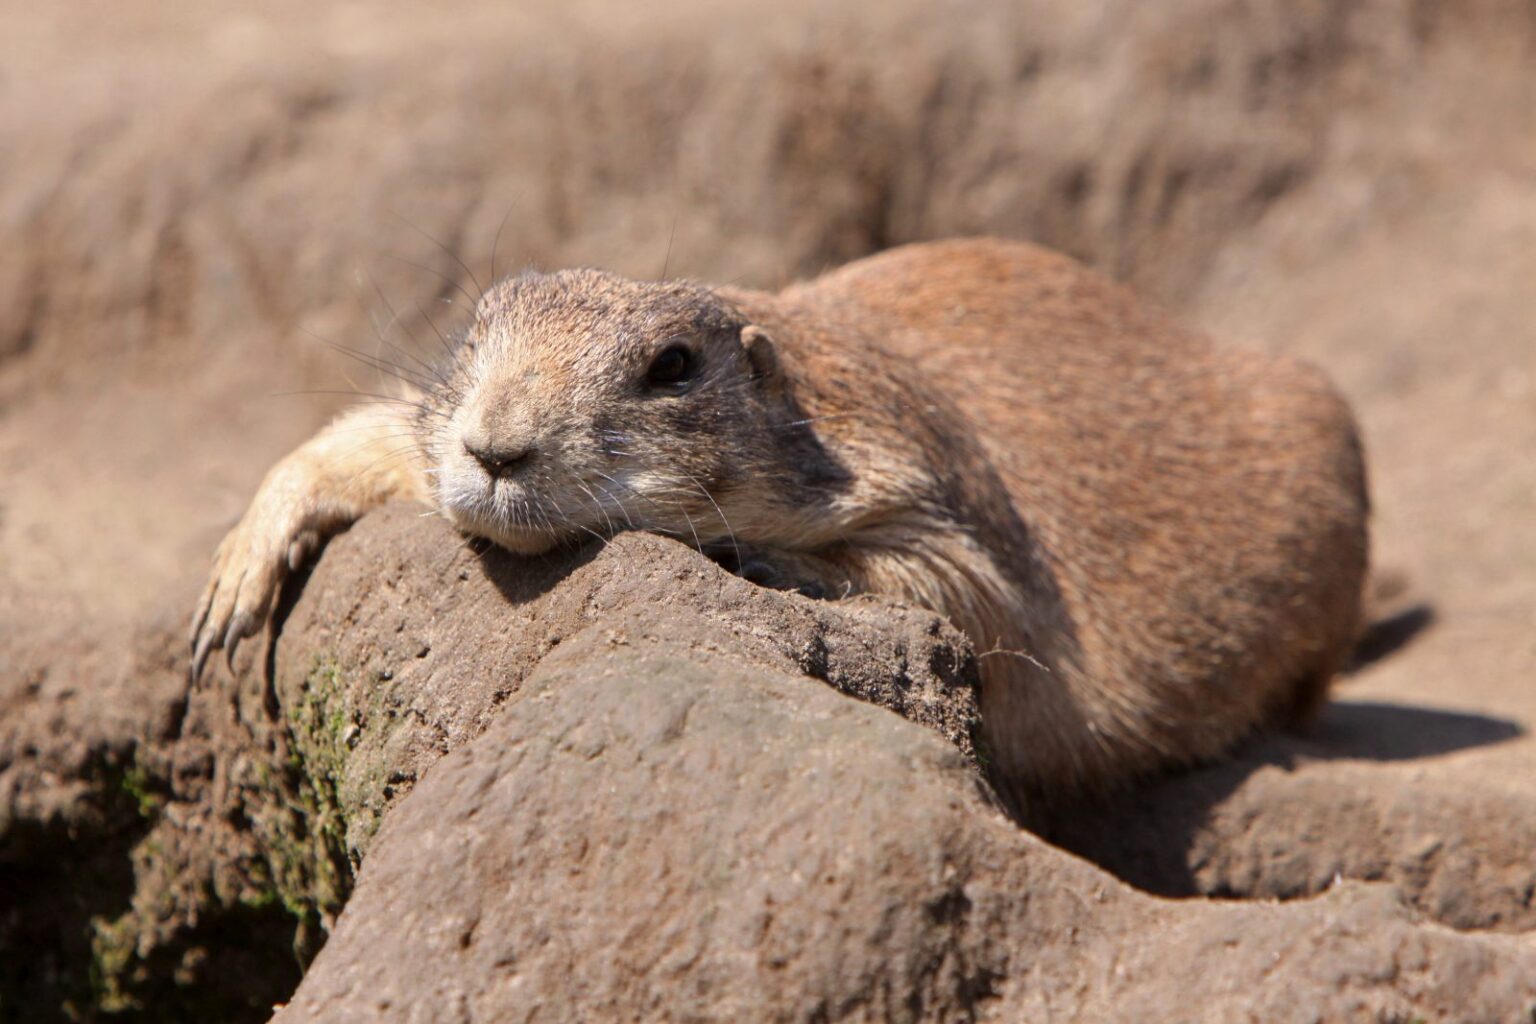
[192,239,1368,804]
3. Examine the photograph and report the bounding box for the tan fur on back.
[754,241,1367,800]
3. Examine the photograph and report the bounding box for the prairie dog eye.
[646,344,696,389]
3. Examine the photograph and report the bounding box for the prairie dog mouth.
[482,525,564,555]
[439,503,568,555]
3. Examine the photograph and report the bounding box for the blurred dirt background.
[1,0,1534,1020]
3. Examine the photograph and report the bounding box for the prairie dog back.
[775,240,1367,794]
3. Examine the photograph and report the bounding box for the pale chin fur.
[441,504,565,555]
[432,468,569,555]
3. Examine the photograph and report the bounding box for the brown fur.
[192,239,1368,807]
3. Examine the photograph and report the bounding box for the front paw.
[189,513,307,683]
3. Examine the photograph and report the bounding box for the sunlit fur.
[419,270,788,559]
[193,239,1369,812]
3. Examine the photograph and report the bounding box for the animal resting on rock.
[191,238,1369,810]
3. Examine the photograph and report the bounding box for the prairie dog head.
[421,269,796,555]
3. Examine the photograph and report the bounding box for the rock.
[1045,708,1536,933]
[274,608,1536,1022]
[0,503,979,1021]
[269,504,980,865]
[5,507,1535,1023]
[0,598,302,1021]
[277,615,1003,1022]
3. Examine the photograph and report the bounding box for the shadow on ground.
[1044,698,1525,907]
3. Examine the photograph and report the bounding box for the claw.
[224,611,252,671]
[190,584,215,650]
[189,512,301,683]
[191,630,216,685]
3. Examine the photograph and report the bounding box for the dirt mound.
[3,0,1536,1019]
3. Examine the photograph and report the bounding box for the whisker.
[544,492,608,546]
[677,469,740,568]
[346,269,432,394]
[351,444,428,484]
[773,413,858,430]
[413,299,472,385]
[659,213,678,281]
[589,471,640,530]
[361,266,453,389]
[577,480,620,536]
[317,425,431,443]
[589,454,709,549]
[298,325,438,393]
[273,388,426,405]
[269,390,448,421]
[490,195,524,287]
[388,209,484,297]
[336,434,427,464]
[378,249,482,310]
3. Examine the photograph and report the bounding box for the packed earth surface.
[2,1,1534,1020]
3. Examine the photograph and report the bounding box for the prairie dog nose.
[463,429,536,478]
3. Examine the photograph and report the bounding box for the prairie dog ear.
[741,324,781,386]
